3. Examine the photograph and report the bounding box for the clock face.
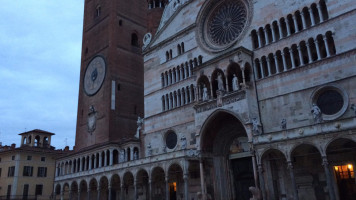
[83,56,106,96]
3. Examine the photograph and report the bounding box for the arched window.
[251,30,258,49]
[279,18,287,38]
[254,59,262,79]
[181,42,185,52]
[272,21,280,41]
[177,44,182,55]
[131,33,139,47]
[258,27,266,46]
[162,96,166,111]
[325,31,336,56]
[95,5,101,17]
[166,51,169,61]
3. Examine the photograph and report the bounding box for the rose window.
[208,2,247,46]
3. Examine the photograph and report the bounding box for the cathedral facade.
[54,0,356,200]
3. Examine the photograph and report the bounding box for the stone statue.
[311,103,322,123]
[181,135,187,149]
[162,145,167,153]
[147,143,152,156]
[232,74,240,91]
[252,118,261,134]
[135,116,144,138]
[133,151,138,160]
[202,84,208,101]
[281,118,287,130]
[119,149,125,163]
[216,72,224,91]
[351,104,356,116]
[249,187,262,200]
[87,105,97,134]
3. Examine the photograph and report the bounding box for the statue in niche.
[281,118,287,130]
[202,84,208,101]
[351,104,356,116]
[147,143,152,156]
[232,74,240,91]
[119,149,125,163]
[181,135,187,149]
[133,150,138,160]
[216,72,225,91]
[311,103,322,123]
[252,118,261,134]
[135,116,144,138]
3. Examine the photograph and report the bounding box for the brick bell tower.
[74,0,147,151]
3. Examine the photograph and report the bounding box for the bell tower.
[75,0,147,151]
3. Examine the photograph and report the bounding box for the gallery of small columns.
[55,146,140,176]
[255,134,356,200]
[250,0,329,49]
[54,160,201,200]
[161,61,251,111]
[253,30,336,79]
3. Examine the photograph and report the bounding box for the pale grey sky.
[0,1,85,149]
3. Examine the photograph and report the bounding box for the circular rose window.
[208,2,247,46]
[197,0,251,52]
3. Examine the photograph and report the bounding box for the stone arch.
[23,136,27,145]
[79,179,88,200]
[123,171,135,200]
[62,182,70,200]
[43,136,49,147]
[70,181,79,200]
[136,169,150,199]
[89,178,99,199]
[326,138,356,199]
[168,163,184,200]
[34,135,41,147]
[110,174,121,199]
[251,29,258,49]
[131,33,139,47]
[260,148,293,199]
[199,109,254,199]
[290,143,329,200]
[99,176,109,200]
[151,166,165,200]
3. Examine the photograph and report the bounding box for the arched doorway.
[136,169,149,199]
[327,138,356,200]
[151,167,165,200]
[111,174,121,200]
[200,111,255,200]
[168,164,183,200]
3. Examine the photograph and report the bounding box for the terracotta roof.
[18,129,55,136]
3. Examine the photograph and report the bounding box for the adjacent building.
[0,129,68,200]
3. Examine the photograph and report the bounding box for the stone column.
[315,40,321,60]
[69,190,73,200]
[289,49,296,69]
[83,159,86,171]
[55,167,59,177]
[286,18,291,36]
[165,175,169,200]
[93,156,97,169]
[297,45,305,66]
[180,92,184,106]
[165,95,169,110]
[277,21,283,38]
[110,149,114,166]
[108,185,112,200]
[322,156,336,200]
[301,12,307,29]
[317,4,324,22]
[87,190,90,200]
[306,42,313,63]
[188,64,192,77]
[257,164,266,200]
[104,151,108,167]
[184,174,189,200]
[99,154,102,168]
[274,55,280,73]
[253,62,259,79]
[121,183,124,200]
[270,26,276,42]
[180,68,184,80]
[71,161,75,173]
[199,160,207,200]
[293,15,299,32]
[176,71,179,82]
[266,57,272,76]
[185,90,188,104]
[323,35,331,57]
[78,189,81,200]
[167,73,171,85]
[131,147,134,161]
[257,30,262,47]
[89,156,92,170]
[309,8,315,26]
[165,74,168,86]
[149,179,152,200]
[97,187,101,200]
[264,28,269,45]
[134,179,138,200]
[190,87,194,101]
[287,161,299,200]
[60,190,64,200]
[260,60,265,78]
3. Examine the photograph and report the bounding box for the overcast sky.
[0,1,84,149]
